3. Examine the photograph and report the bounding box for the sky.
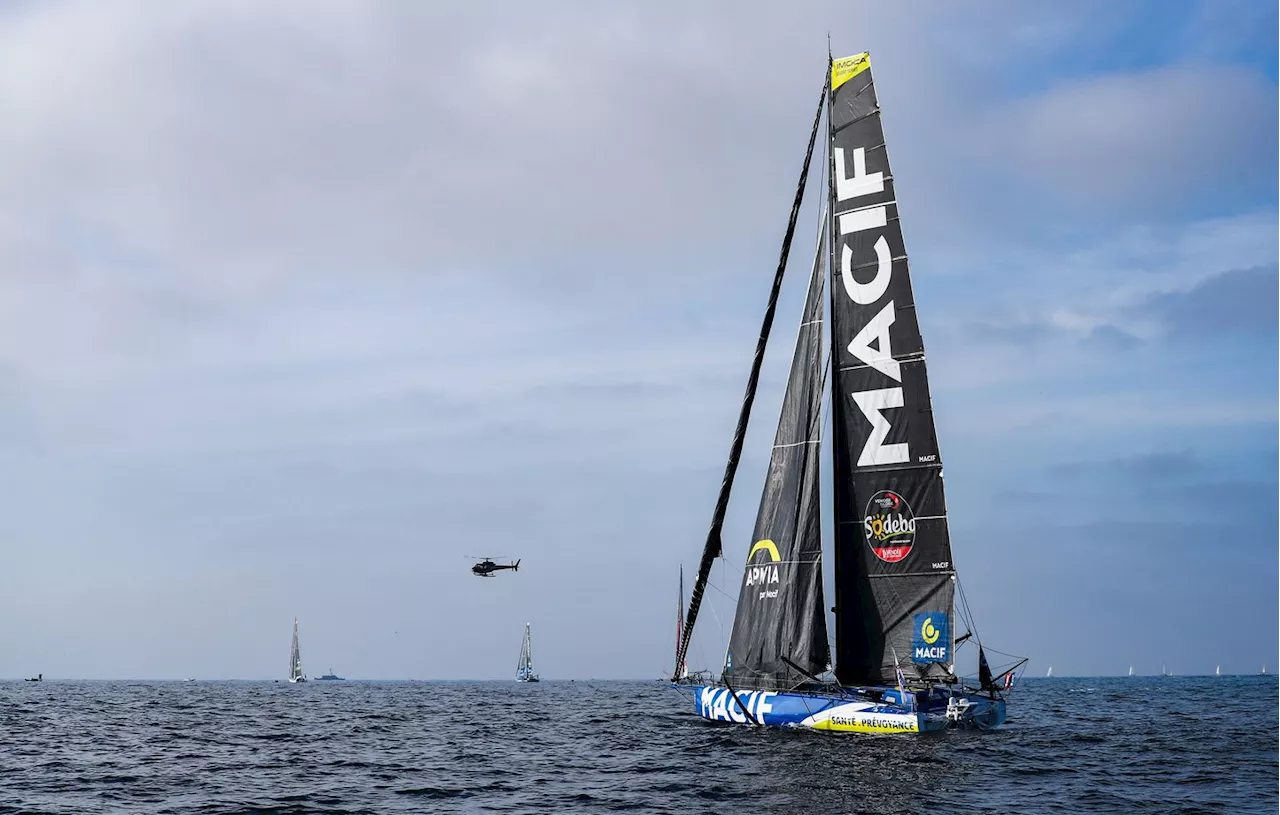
[0,0,1275,680]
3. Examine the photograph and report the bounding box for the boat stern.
[945,694,1006,730]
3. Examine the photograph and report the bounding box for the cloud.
[0,1,1275,679]
[1136,264,1279,340]
[991,62,1278,214]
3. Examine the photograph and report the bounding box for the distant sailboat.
[1161,665,1168,677]
[1260,665,1268,675]
[1215,665,1221,676]
[515,623,539,683]
[1046,666,1053,678]
[674,566,689,681]
[1128,666,1134,677]
[288,617,307,683]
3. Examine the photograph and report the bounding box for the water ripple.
[0,677,1274,814]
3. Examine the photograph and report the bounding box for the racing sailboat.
[288,617,307,683]
[515,623,539,683]
[671,51,1023,733]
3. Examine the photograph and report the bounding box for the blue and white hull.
[683,685,1006,734]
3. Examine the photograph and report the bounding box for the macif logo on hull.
[911,612,949,664]
[698,686,776,723]
[863,490,916,563]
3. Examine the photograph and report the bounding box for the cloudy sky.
[1,0,1275,680]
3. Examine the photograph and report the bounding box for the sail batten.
[827,52,957,687]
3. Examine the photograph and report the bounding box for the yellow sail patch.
[831,51,871,91]
[748,539,781,563]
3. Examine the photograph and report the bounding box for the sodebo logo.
[862,490,916,563]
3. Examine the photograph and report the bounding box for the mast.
[826,52,957,686]
[526,624,534,673]
[675,79,829,677]
[675,567,687,680]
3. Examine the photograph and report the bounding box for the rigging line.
[956,577,982,646]
[676,73,830,677]
[981,646,1028,661]
[705,579,737,604]
[708,585,726,638]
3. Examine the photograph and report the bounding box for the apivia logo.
[744,539,781,600]
[912,612,949,664]
[863,490,916,563]
[834,144,908,468]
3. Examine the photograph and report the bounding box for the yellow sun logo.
[921,617,940,645]
[747,539,781,563]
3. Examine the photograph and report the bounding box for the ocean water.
[1,676,1275,814]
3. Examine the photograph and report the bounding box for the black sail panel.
[828,52,956,686]
[723,221,830,691]
[675,79,828,678]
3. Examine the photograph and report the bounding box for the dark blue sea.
[2,676,1276,814]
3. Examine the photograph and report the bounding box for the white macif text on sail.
[835,146,908,467]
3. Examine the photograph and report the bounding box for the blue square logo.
[912,613,950,664]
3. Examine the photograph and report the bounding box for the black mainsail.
[827,53,956,685]
[722,214,830,690]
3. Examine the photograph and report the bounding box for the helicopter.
[470,557,521,577]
